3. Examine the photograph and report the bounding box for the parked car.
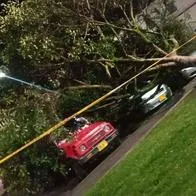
[131,84,172,114]
[180,51,196,80]
[180,66,196,79]
[116,83,173,117]
[140,84,173,114]
[55,118,120,179]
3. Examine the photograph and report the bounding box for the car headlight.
[103,125,110,132]
[79,145,87,152]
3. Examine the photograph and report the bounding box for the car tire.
[71,160,87,180]
[113,137,121,148]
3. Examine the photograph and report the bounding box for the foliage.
[0,0,195,194]
[0,89,70,195]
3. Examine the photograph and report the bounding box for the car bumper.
[78,132,118,164]
[143,91,172,113]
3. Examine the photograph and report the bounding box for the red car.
[56,120,120,179]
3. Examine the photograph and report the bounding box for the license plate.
[97,140,108,151]
[159,94,167,102]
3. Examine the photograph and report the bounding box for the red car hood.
[57,121,107,147]
[73,121,107,142]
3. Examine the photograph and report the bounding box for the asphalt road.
[44,78,196,196]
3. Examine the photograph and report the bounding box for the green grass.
[87,90,196,196]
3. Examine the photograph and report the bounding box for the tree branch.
[147,62,177,71]
[168,36,180,56]
[119,4,133,27]
[87,101,116,112]
[79,12,168,56]
[101,13,128,56]
[152,43,168,55]
[72,79,88,85]
[62,85,112,90]
[86,55,196,64]
[87,94,131,112]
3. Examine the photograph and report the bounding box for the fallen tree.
[0,0,195,195]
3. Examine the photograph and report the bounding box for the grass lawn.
[87,90,196,196]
